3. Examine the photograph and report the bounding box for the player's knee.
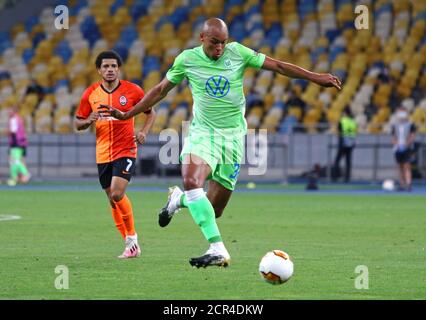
[183,176,203,190]
[111,190,125,202]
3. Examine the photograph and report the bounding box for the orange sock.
[115,195,136,236]
[111,206,127,239]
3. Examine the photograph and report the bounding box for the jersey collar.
[100,80,121,94]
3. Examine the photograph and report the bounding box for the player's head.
[396,107,409,122]
[342,107,352,118]
[200,18,229,60]
[9,105,19,116]
[95,50,122,83]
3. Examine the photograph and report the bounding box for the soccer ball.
[382,179,395,192]
[259,250,294,285]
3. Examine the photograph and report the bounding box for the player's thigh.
[98,162,113,189]
[110,157,136,199]
[207,180,233,218]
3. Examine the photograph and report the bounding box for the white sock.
[127,234,138,242]
[185,188,205,203]
[210,242,230,258]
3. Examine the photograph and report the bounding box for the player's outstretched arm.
[261,56,342,90]
[99,78,176,120]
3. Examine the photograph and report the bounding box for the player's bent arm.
[407,132,416,146]
[261,56,342,90]
[139,108,156,137]
[74,113,99,131]
[124,78,176,120]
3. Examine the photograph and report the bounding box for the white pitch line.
[0,215,22,222]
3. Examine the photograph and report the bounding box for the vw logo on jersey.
[205,75,230,98]
[119,96,127,105]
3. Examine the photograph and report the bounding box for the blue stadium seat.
[55,41,73,63]
[414,11,426,22]
[328,45,346,63]
[113,41,129,62]
[0,70,11,80]
[69,0,88,16]
[229,19,246,42]
[120,25,138,46]
[279,115,298,134]
[130,78,142,86]
[0,32,11,54]
[292,79,309,90]
[155,16,171,31]
[80,16,101,48]
[142,56,161,77]
[310,47,327,64]
[170,6,190,30]
[273,101,286,110]
[22,48,35,64]
[177,101,189,109]
[325,29,341,44]
[244,4,261,20]
[375,3,393,16]
[130,0,150,22]
[110,0,125,15]
[32,32,46,48]
[248,21,263,34]
[298,0,316,20]
[55,79,69,89]
[25,15,39,33]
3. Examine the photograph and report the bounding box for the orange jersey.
[76,80,145,164]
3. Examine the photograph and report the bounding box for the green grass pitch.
[0,187,425,299]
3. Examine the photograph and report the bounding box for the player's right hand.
[99,104,127,120]
[87,112,99,124]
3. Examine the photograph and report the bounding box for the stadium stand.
[0,0,425,135]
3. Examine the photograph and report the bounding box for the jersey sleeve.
[75,87,93,119]
[166,52,186,84]
[132,83,145,102]
[234,42,266,69]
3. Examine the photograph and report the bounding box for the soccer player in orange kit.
[74,50,156,259]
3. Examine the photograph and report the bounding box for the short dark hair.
[95,50,123,69]
[343,107,352,117]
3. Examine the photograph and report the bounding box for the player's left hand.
[135,131,147,144]
[98,104,127,120]
[314,73,342,90]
